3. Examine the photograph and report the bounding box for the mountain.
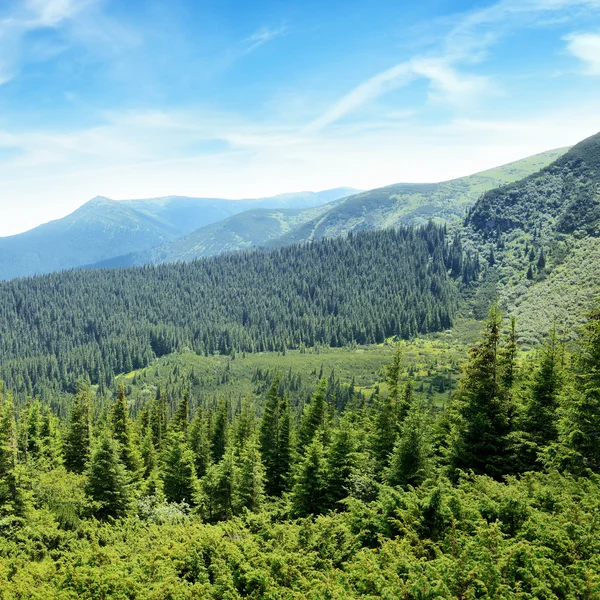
[0,188,358,280]
[270,147,569,247]
[464,132,600,344]
[97,147,568,269]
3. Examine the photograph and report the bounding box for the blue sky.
[1,0,600,235]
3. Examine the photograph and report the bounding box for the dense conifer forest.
[0,225,477,403]
[0,306,599,598]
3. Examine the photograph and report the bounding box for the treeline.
[1,307,600,596]
[0,225,478,400]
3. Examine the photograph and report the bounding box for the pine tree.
[85,435,131,520]
[189,409,212,478]
[150,391,168,449]
[211,397,229,462]
[162,432,198,505]
[370,391,399,474]
[111,384,140,474]
[326,422,358,508]
[202,442,236,522]
[449,306,514,478]
[387,400,431,488]
[523,328,563,457]
[0,388,21,514]
[297,378,328,451]
[499,316,518,389]
[292,437,328,517]
[39,406,63,469]
[234,437,265,514]
[385,344,403,405]
[259,378,291,496]
[537,248,546,270]
[64,382,93,474]
[526,264,534,280]
[558,307,600,473]
[171,391,189,433]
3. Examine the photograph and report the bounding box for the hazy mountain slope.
[122,188,360,236]
[0,197,181,281]
[99,204,336,268]
[268,148,569,247]
[97,148,567,269]
[0,188,357,280]
[464,132,600,343]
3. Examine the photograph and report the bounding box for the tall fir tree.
[111,385,141,475]
[234,437,265,514]
[522,327,564,463]
[189,409,212,478]
[211,397,229,462]
[63,382,93,474]
[85,434,131,520]
[297,378,328,452]
[259,378,291,496]
[326,420,358,508]
[558,307,600,473]
[387,399,431,488]
[449,306,514,479]
[162,432,198,505]
[292,437,329,517]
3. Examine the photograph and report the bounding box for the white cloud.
[243,25,288,53]
[565,32,600,74]
[309,0,600,130]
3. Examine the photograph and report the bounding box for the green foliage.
[449,306,515,478]
[162,432,199,506]
[63,382,92,474]
[85,435,131,520]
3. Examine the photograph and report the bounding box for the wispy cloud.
[565,31,600,73]
[243,25,288,54]
[308,0,600,131]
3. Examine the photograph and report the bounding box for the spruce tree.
[234,437,265,514]
[449,306,514,478]
[326,422,358,508]
[39,406,63,469]
[387,400,431,488]
[85,435,131,520]
[0,388,21,514]
[211,397,229,462]
[171,391,189,433]
[297,378,328,451]
[292,437,328,517]
[499,316,518,390]
[189,409,212,478]
[559,307,600,473]
[162,432,198,505]
[523,327,563,457]
[202,442,236,522]
[259,378,291,496]
[111,385,140,474]
[64,382,93,474]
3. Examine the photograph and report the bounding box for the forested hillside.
[96,147,567,269]
[463,132,600,343]
[0,225,476,402]
[1,307,599,598]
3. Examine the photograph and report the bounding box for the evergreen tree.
[449,306,514,478]
[297,378,328,451]
[111,385,140,474]
[64,382,93,474]
[85,435,131,520]
[171,391,189,433]
[385,344,403,404]
[234,437,265,513]
[526,264,534,280]
[189,409,212,478]
[259,378,291,496]
[387,400,431,488]
[211,397,229,462]
[499,316,518,389]
[292,437,328,517]
[537,248,546,270]
[0,388,21,514]
[370,391,399,474]
[523,328,563,457]
[203,443,236,522]
[326,421,358,508]
[39,406,63,469]
[162,432,198,505]
[558,307,600,473]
